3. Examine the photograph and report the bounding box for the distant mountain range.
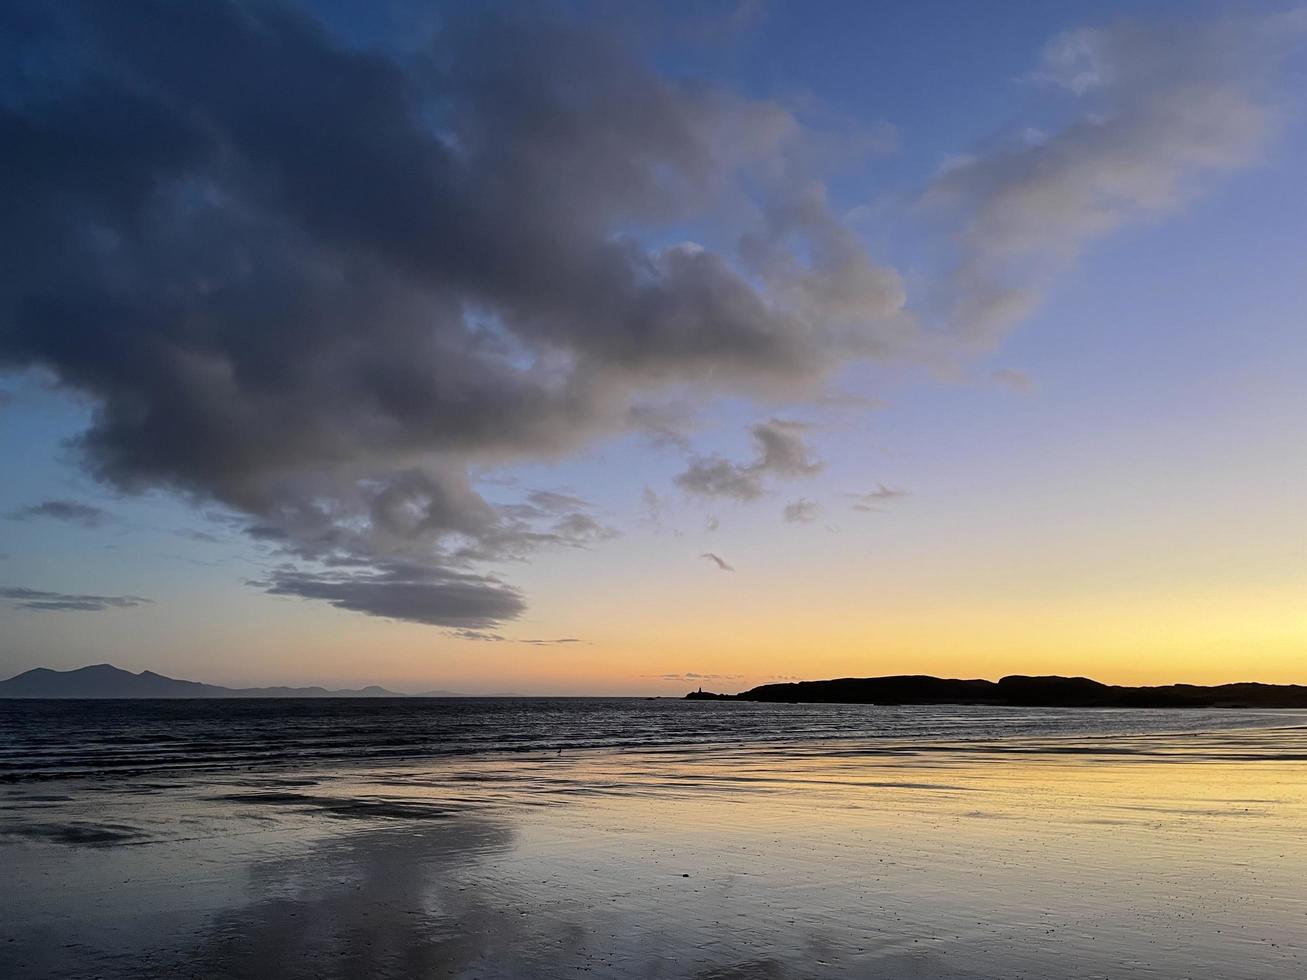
[0,664,415,699]
[686,674,1307,709]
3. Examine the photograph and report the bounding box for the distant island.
[686,674,1307,709]
[0,664,409,699]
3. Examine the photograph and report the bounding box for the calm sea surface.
[0,697,1294,782]
[5,700,1307,978]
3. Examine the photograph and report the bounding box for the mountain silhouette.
[0,664,405,699]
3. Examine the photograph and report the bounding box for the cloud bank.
[0,1,913,628]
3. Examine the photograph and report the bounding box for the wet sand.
[4,725,1307,978]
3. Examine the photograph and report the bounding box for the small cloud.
[8,499,115,529]
[446,629,506,642]
[812,389,886,411]
[676,420,821,501]
[519,637,581,646]
[782,499,820,523]
[174,528,224,543]
[0,586,150,612]
[639,487,680,536]
[524,489,591,514]
[992,368,1035,393]
[700,552,735,572]
[848,484,910,512]
[1027,27,1110,95]
[627,404,695,452]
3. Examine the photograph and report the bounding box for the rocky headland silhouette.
[686,674,1307,708]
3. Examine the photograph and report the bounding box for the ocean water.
[0,696,1293,782]
[5,701,1307,978]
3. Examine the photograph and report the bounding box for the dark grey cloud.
[782,498,820,523]
[7,499,115,528]
[676,420,821,501]
[0,586,150,612]
[0,1,910,629]
[700,552,734,572]
[262,562,524,630]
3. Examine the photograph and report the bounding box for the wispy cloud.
[927,14,1298,345]
[174,528,224,544]
[445,629,505,642]
[991,368,1035,393]
[848,484,910,512]
[7,499,115,529]
[0,586,150,612]
[647,672,744,682]
[700,552,735,572]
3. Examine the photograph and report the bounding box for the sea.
[0,696,1293,783]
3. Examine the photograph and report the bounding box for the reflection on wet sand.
[183,821,516,979]
[3,726,1307,978]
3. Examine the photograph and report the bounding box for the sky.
[2,0,1305,694]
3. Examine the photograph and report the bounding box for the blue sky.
[2,1,1305,692]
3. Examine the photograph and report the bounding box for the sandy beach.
[4,720,1307,979]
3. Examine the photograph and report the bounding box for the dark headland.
[686,674,1307,709]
